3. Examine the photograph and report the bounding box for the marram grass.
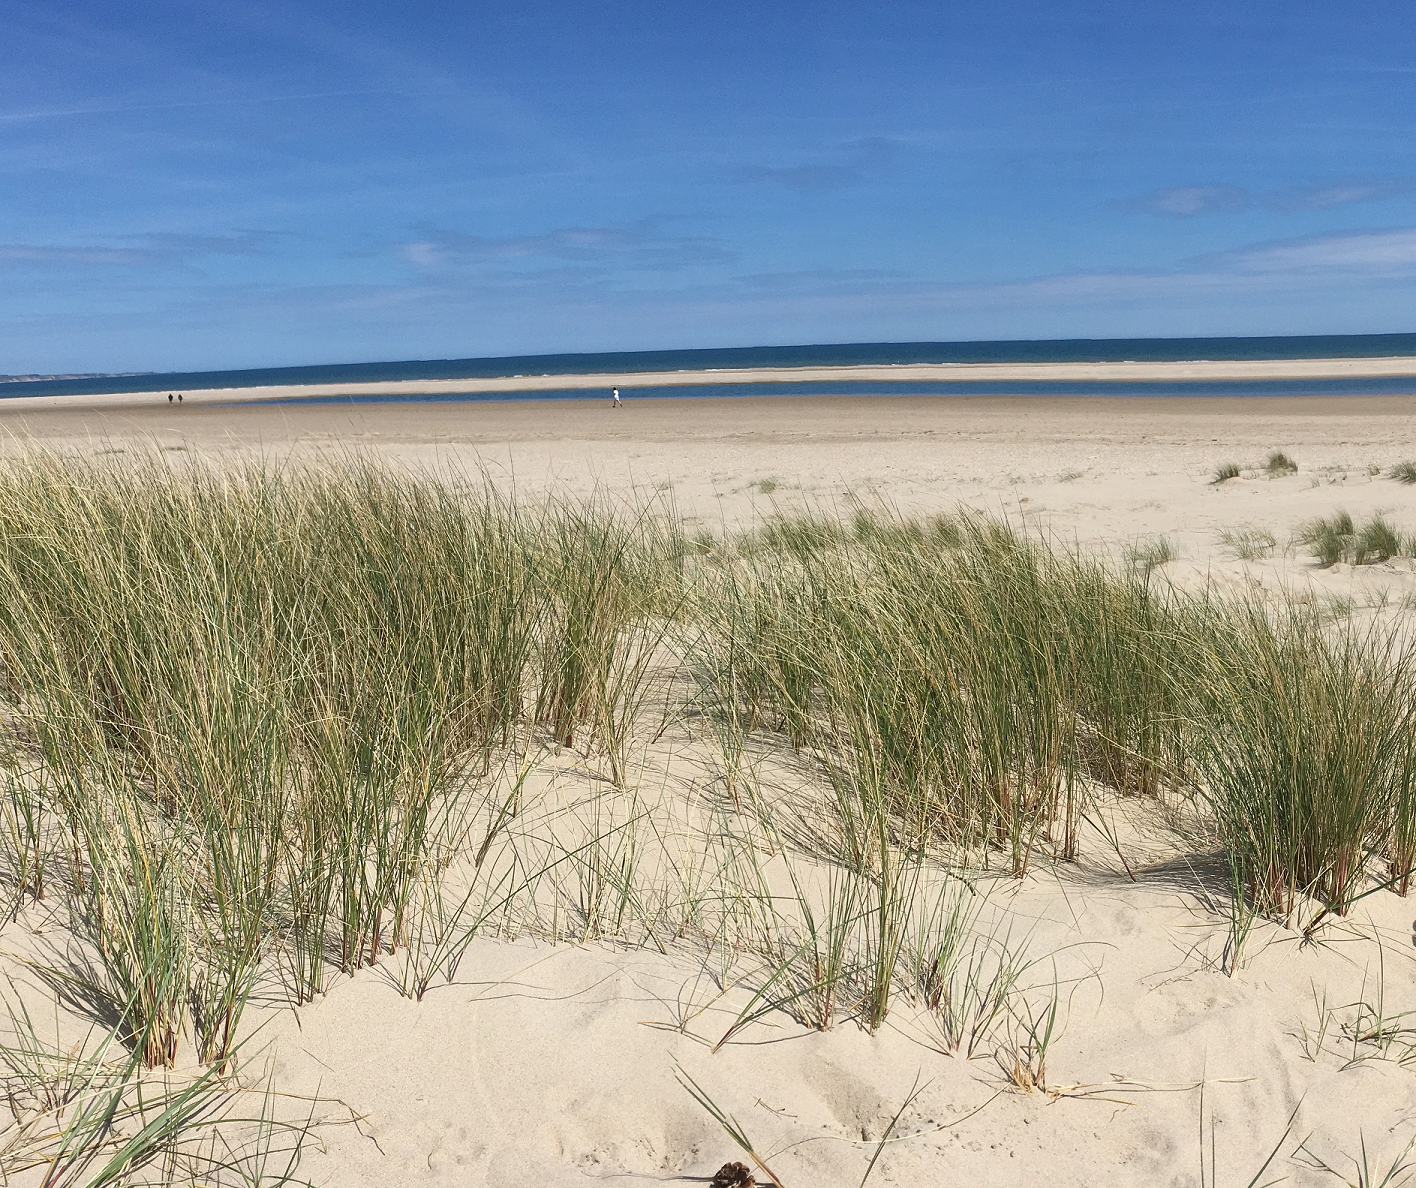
[0,454,684,1066]
[0,452,1412,1077]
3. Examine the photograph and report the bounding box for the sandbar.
[1,353,1415,412]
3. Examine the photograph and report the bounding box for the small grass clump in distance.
[1218,527,1278,561]
[1265,450,1298,476]
[1126,534,1177,576]
[1389,461,1416,485]
[1212,462,1242,484]
[1297,511,1412,566]
[1361,514,1402,562]
[1297,510,1357,565]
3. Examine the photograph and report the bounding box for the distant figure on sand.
[168,393,173,403]
[612,387,621,408]
[177,393,183,403]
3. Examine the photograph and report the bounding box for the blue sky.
[3,0,1416,372]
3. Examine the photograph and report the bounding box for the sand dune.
[2,394,1416,1186]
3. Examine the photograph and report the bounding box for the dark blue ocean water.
[6,332,1416,401]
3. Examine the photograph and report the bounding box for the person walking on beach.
[168,393,173,403]
[612,387,622,408]
[177,393,183,403]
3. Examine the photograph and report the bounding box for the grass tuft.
[1218,527,1278,562]
[1297,511,1413,566]
[1127,535,1177,576]
[1298,510,1358,565]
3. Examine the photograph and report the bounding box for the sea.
[5,332,1416,403]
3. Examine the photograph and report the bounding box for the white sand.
[5,389,1416,1185]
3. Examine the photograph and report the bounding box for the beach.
[7,385,1416,568]
[2,384,1416,1186]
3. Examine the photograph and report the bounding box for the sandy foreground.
[6,389,1416,1185]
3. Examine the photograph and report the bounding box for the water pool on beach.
[267,375,1416,405]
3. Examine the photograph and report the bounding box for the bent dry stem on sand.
[1,453,1416,1179]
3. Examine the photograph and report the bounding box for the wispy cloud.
[0,243,160,266]
[1206,226,1416,274]
[730,137,900,194]
[132,230,281,257]
[400,220,733,272]
[730,267,919,295]
[0,90,398,126]
[1121,177,1416,217]
[1266,177,1416,212]
[939,226,1416,309]
[731,163,864,193]
[383,225,1416,317]
[1120,185,1251,216]
[12,223,1415,372]
[0,230,281,269]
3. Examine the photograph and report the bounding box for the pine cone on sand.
[710,1161,755,1188]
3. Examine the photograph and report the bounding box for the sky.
[3,0,1416,373]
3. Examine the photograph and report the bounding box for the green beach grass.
[0,451,1415,1180]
